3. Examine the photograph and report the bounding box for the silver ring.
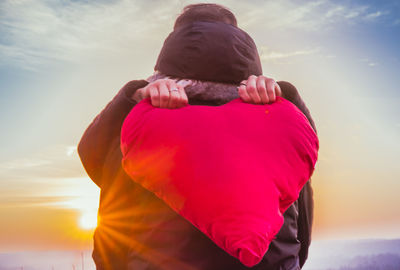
[169,88,179,92]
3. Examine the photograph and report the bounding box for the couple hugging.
[78,3,318,270]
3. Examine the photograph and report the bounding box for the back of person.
[78,4,316,270]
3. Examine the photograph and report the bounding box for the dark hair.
[174,3,237,30]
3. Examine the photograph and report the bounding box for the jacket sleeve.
[77,80,149,188]
[277,81,316,268]
[277,81,316,134]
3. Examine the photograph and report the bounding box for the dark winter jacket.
[77,21,316,270]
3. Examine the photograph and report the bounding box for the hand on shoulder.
[132,79,189,109]
[238,75,282,104]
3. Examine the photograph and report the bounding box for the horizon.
[1,238,400,269]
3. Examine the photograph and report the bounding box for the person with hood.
[78,3,316,270]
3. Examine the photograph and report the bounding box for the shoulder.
[121,80,149,95]
[277,80,300,101]
[277,80,296,89]
[118,80,149,103]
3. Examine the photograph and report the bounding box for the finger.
[132,87,144,101]
[238,85,251,103]
[158,82,170,108]
[140,86,152,100]
[166,80,180,109]
[246,75,261,104]
[148,86,160,107]
[265,78,277,103]
[169,89,180,109]
[275,83,282,97]
[177,80,192,106]
[177,84,188,107]
[177,79,193,88]
[256,77,269,104]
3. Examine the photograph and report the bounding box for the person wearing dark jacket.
[78,4,316,270]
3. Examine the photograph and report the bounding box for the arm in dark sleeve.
[277,80,316,268]
[77,80,149,188]
[277,81,317,134]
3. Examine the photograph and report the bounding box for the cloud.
[0,175,99,214]
[0,143,99,213]
[360,58,379,68]
[0,144,84,181]
[235,0,388,32]
[0,0,180,70]
[0,195,68,208]
[237,0,327,31]
[0,0,392,71]
[259,46,319,61]
[364,10,389,21]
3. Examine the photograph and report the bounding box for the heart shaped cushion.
[120,97,319,267]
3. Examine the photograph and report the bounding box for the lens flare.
[79,211,98,230]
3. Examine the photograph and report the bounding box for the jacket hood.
[154,21,262,84]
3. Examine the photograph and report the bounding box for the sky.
[0,0,400,253]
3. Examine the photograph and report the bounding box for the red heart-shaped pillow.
[121,97,318,267]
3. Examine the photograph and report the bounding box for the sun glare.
[79,211,98,230]
[50,177,100,231]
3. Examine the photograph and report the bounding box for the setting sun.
[47,177,100,232]
[79,212,98,230]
